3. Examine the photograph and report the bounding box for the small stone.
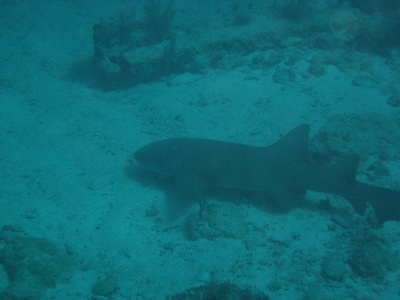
[266,279,282,292]
[321,255,346,281]
[0,264,9,294]
[308,54,326,77]
[184,202,249,241]
[91,276,118,297]
[387,92,400,107]
[145,205,159,218]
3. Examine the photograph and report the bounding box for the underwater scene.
[1,0,400,299]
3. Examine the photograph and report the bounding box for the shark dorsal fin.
[269,124,310,163]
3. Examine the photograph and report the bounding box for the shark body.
[134,125,400,223]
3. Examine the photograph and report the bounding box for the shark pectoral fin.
[174,171,213,217]
[174,171,212,201]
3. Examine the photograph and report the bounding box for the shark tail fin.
[336,155,400,223]
[352,183,400,223]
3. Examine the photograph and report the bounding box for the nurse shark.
[134,125,400,223]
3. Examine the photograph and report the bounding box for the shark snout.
[133,144,159,168]
[133,148,145,165]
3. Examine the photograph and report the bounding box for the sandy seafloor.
[1,0,400,299]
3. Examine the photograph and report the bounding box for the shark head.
[134,139,185,176]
